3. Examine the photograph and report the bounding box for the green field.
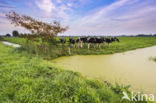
[3,37,156,59]
[0,42,137,103]
[1,37,156,102]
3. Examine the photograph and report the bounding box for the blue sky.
[0,0,156,36]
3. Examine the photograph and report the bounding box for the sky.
[0,0,156,36]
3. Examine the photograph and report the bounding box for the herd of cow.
[59,37,120,49]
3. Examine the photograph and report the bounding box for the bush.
[12,30,19,37]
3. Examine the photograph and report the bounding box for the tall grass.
[0,42,145,103]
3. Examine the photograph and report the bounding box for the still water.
[53,46,156,95]
[2,41,21,47]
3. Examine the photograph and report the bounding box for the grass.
[1,37,156,102]
[3,37,156,59]
[0,41,144,103]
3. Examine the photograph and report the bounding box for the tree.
[12,30,19,37]
[6,11,68,41]
[6,33,11,37]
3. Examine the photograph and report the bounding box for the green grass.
[3,37,156,59]
[4,37,27,45]
[0,42,126,103]
[0,42,150,103]
[70,37,156,55]
[1,36,156,102]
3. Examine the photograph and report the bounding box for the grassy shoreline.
[0,42,135,103]
[0,37,154,102]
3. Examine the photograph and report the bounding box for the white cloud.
[56,0,62,4]
[1,0,156,35]
[64,0,156,35]
[35,0,72,23]
[35,0,55,13]
[78,0,132,23]
[67,3,72,7]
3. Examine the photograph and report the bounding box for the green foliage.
[12,30,19,37]
[0,42,142,103]
[6,33,11,37]
[4,37,27,45]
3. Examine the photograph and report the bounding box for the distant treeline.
[1,33,156,38]
[57,34,156,37]
[119,34,156,37]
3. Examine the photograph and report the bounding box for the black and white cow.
[69,38,76,48]
[59,38,66,45]
[86,37,106,48]
[105,38,112,46]
[75,37,89,48]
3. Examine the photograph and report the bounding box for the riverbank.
[2,38,156,102]
[0,42,137,103]
[3,37,156,59]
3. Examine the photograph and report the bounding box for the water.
[2,41,21,47]
[53,46,156,95]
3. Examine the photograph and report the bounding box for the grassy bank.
[4,37,156,59]
[0,42,140,103]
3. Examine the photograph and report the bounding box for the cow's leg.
[68,47,71,55]
[99,44,101,48]
[77,43,79,48]
[93,44,95,48]
[98,44,100,48]
[74,44,75,48]
[88,43,90,49]
[103,42,105,47]
[96,44,98,48]
[79,42,82,48]
[79,43,80,48]
[108,43,111,46]
[80,42,83,48]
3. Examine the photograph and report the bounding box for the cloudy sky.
[0,0,156,36]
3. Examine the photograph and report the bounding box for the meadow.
[3,37,156,59]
